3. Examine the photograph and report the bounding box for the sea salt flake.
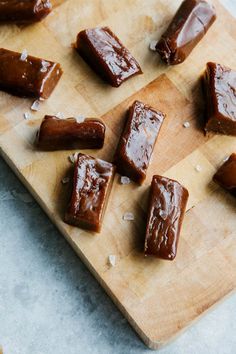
[159,210,168,220]
[56,112,64,119]
[108,255,116,267]
[75,115,85,123]
[223,156,229,163]
[120,176,130,185]
[183,121,190,128]
[24,112,31,120]
[12,190,33,203]
[68,153,78,164]
[68,155,75,164]
[149,40,158,51]
[20,49,28,61]
[61,177,70,184]
[31,100,40,111]
[43,1,52,9]
[123,212,134,221]
[40,60,50,73]
[195,165,202,172]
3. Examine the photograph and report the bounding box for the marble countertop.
[0,1,236,353]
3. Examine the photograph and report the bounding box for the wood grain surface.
[0,0,236,349]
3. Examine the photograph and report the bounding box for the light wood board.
[0,0,236,349]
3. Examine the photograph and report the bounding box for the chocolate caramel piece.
[0,48,62,98]
[36,116,106,150]
[213,153,236,196]
[144,175,189,260]
[65,153,115,232]
[75,26,142,87]
[202,62,236,135]
[114,100,165,184]
[0,0,52,24]
[156,0,216,65]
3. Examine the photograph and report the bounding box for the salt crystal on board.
[24,112,31,120]
[68,153,78,164]
[195,165,202,172]
[123,212,134,221]
[68,155,75,164]
[56,112,64,119]
[61,177,70,184]
[108,255,116,267]
[223,156,229,163]
[149,40,158,51]
[120,176,130,185]
[31,100,40,111]
[183,121,190,128]
[20,49,28,61]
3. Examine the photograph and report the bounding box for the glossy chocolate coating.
[213,153,236,196]
[75,26,142,87]
[36,116,106,150]
[156,0,216,65]
[0,48,62,98]
[144,175,189,260]
[203,62,236,135]
[65,153,115,232]
[0,0,52,24]
[114,100,165,184]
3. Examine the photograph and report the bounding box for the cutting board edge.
[147,288,236,350]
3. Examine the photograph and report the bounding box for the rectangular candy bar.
[0,0,52,24]
[202,62,236,135]
[156,0,216,65]
[75,26,142,87]
[114,100,165,184]
[65,153,115,232]
[0,48,62,99]
[144,175,189,260]
[213,153,236,196]
[36,116,106,150]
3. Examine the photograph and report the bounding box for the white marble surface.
[0,1,236,353]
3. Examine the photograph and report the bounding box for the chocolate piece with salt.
[203,62,236,135]
[144,175,189,260]
[75,26,142,87]
[65,153,115,232]
[36,116,106,150]
[213,153,236,196]
[114,100,165,184]
[0,0,52,24]
[156,0,216,65]
[0,48,62,98]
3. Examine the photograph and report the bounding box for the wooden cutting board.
[0,0,236,349]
